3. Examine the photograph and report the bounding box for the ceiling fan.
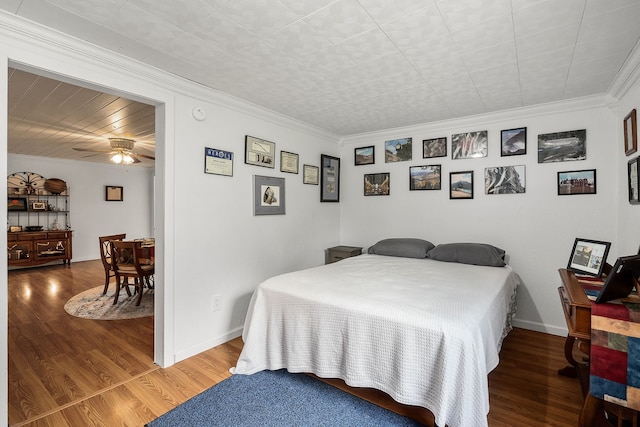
[73,138,155,164]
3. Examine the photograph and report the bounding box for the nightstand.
[325,245,362,264]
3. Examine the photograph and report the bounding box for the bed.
[232,239,519,427]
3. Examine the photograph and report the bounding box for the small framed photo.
[485,165,525,194]
[557,169,596,195]
[450,171,473,199]
[567,238,611,277]
[385,138,412,162]
[423,137,447,158]
[31,201,46,211]
[452,131,487,159]
[303,164,319,185]
[355,146,375,165]
[245,135,275,168]
[106,186,123,201]
[204,147,233,176]
[280,151,299,174]
[7,197,27,211]
[410,165,441,190]
[628,156,639,204]
[624,109,637,156]
[501,127,526,156]
[538,129,586,163]
[253,175,285,215]
[321,154,340,202]
[9,225,22,232]
[364,173,390,196]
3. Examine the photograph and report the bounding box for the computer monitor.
[595,254,640,304]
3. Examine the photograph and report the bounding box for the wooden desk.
[558,267,638,427]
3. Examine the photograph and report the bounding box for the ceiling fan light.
[122,154,134,164]
[111,153,123,164]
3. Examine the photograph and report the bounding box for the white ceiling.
[3,0,640,140]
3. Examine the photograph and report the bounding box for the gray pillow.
[427,243,506,267]
[367,238,435,259]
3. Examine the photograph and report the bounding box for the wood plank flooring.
[9,260,584,426]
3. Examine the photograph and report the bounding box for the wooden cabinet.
[8,230,73,267]
[325,245,362,264]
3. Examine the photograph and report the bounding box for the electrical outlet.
[212,294,222,311]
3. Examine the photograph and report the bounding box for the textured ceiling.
[3,0,640,138]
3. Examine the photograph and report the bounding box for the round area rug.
[64,285,153,320]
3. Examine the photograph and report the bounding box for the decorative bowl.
[25,225,44,231]
[44,178,67,194]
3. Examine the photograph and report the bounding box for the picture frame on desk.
[567,237,611,277]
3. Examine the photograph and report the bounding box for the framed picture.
[320,154,340,202]
[385,138,412,162]
[31,201,46,211]
[253,175,285,215]
[449,171,473,199]
[567,238,611,277]
[628,156,639,204]
[9,225,22,232]
[106,186,123,201]
[451,131,488,159]
[303,164,319,185]
[423,137,447,158]
[557,169,596,195]
[245,135,275,168]
[364,173,390,196]
[7,197,27,211]
[538,129,586,163]
[354,146,375,165]
[624,109,637,156]
[409,165,441,190]
[485,165,525,194]
[204,147,233,177]
[501,127,527,156]
[280,151,299,174]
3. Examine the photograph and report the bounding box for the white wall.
[8,155,154,261]
[340,97,619,336]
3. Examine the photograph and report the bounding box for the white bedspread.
[232,254,519,427]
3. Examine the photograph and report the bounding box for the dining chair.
[98,233,126,295]
[110,240,154,306]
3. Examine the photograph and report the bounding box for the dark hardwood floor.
[8,260,584,426]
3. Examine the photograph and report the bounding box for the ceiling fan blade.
[130,154,142,164]
[73,147,112,153]
[81,152,110,158]
[135,152,155,160]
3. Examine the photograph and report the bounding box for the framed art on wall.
[364,173,390,196]
[557,169,596,195]
[245,135,275,168]
[253,175,285,215]
[409,165,441,190]
[628,156,639,204]
[423,137,447,158]
[624,109,637,156]
[501,127,526,156]
[538,129,586,163]
[204,147,233,176]
[451,131,488,159]
[280,151,299,174]
[321,154,340,202]
[105,186,123,201]
[354,146,375,165]
[7,197,27,211]
[449,171,473,199]
[303,164,319,185]
[485,165,525,194]
[385,138,412,162]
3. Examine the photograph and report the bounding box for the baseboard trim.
[512,318,567,337]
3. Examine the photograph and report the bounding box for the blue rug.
[146,369,422,426]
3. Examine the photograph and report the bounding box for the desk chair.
[110,240,154,306]
[98,233,126,295]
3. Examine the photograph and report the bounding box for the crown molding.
[608,38,640,100]
[0,11,339,144]
[340,94,612,145]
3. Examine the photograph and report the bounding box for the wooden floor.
[8,260,584,426]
